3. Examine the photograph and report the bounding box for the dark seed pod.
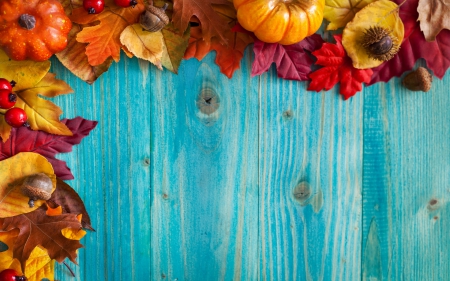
[402,67,432,92]
[139,3,169,32]
[362,26,400,62]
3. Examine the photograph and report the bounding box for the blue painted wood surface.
[48,49,449,280]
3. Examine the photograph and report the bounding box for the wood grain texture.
[362,70,450,281]
[259,68,363,281]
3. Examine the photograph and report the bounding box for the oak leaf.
[0,153,56,218]
[184,6,254,78]
[47,179,94,231]
[0,51,73,141]
[56,0,113,83]
[0,206,83,271]
[324,0,373,30]
[308,35,373,99]
[369,0,450,84]
[418,0,450,41]
[0,117,97,180]
[172,0,231,43]
[252,34,325,81]
[120,24,164,69]
[71,0,145,66]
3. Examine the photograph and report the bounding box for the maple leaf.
[0,206,83,271]
[252,34,325,81]
[324,0,373,30]
[0,117,98,180]
[0,52,73,141]
[418,0,450,41]
[369,0,450,84]
[120,24,164,69]
[308,35,373,99]
[47,179,94,231]
[172,0,231,43]
[71,0,145,66]
[184,7,254,78]
[0,153,56,218]
[56,0,113,83]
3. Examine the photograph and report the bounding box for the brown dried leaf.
[418,0,450,41]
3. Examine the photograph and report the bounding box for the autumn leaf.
[418,0,450,41]
[0,117,97,180]
[71,0,145,66]
[323,0,373,30]
[252,34,325,81]
[0,153,56,218]
[0,229,21,273]
[184,5,254,78]
[308,35,373,99]
[120,24,164,69]
[172,0,231,43]
[24,246,55,281]
[47,179,94,231]
[0,52,73,141]
[0,206,83,271]
[369,0,450,84]
[161,23,190,74]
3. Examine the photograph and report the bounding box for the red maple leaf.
[0,117,97,180]
[308,35,373,100]
[251,34,325,81]
[369,0,450,84]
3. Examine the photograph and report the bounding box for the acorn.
[402,67,432,92]
[139,2,169,32]
[362,26,400,62]
[21,173,53,208]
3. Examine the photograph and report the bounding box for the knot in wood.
[197,89,219,115]
[293,181,311,203]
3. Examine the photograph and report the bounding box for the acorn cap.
[402,67,432,92]
[21,173,53,207]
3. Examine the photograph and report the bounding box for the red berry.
[0,90,17,109]
[114,0,137,7]
[4,108,28,128]
[0,269,27,281]
[0,78,15,91]
[83,0,105,14]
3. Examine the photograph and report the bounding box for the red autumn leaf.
[369,0,450,84]
[0,206,83,271]
[0,117,97,180]
[308,35,373,100]
[184,8,254,78]
[251,34,325,81]
[47,179,94,231]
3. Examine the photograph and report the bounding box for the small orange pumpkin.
[233,0,325,45]
[0,0,72,61]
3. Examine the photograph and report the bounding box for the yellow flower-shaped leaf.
[0,152,56,217]
[342,0,404,69]
[324,0,374,30]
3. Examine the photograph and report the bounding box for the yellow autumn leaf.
[0,152,56,218]
[0,229,22,273]
[120,24,164,70]
[24,246,55,281]
[342,0,404,69]
[46,203,87,241]
[324,0,374,30]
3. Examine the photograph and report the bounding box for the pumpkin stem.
[18,14,36,30]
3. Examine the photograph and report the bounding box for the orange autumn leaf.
[71,0,145,66]
[46,204,63,216]
[184,5,253,78]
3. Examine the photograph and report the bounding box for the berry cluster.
[83,0,137,14]
[0,79,28,128]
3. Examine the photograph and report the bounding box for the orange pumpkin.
[0,0,72,61]
[234,0,325,45]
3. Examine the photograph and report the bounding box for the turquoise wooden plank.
[50,55,152,280]
[150,50,259,280]
[362,71,450,280]
[259,68,363,280]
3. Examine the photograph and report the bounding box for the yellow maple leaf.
[71,0,145,66]
[324,0,374,30]
[120,24,164,69]
[0,50,73,141]
[0,152,56,218]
